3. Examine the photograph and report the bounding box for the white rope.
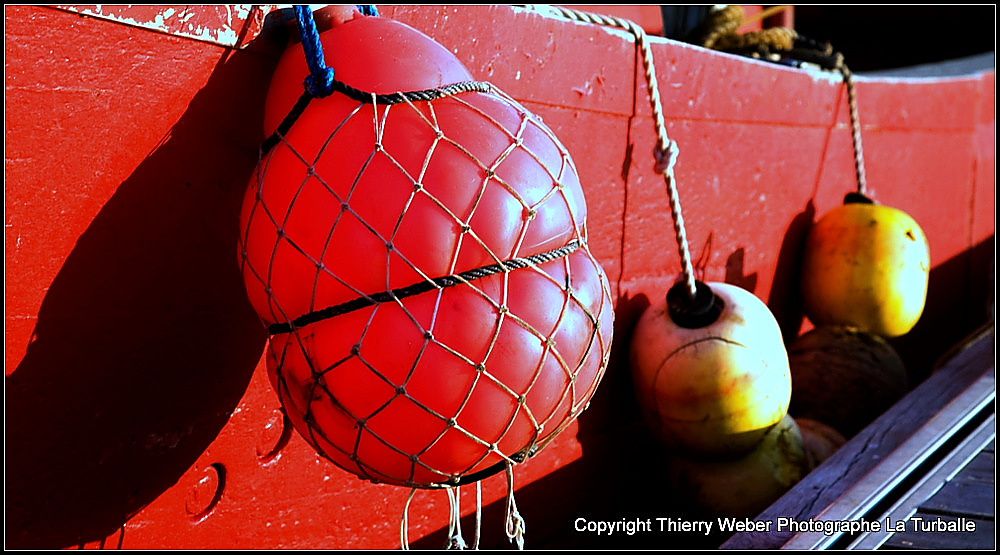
[545,6,698,299]
[446,486,468,550]
[839,64,869,197]
[473,480,483,550]
[504,463,526,550]
[400,488,417,550]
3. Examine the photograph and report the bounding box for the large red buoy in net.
[239,13,614,489]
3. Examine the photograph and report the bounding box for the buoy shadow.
[766,200,817,343]
[5,35,283,548]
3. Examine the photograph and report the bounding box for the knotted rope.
[541,5,699,300]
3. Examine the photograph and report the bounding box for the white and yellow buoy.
[631,280,792,456]
[665,414,809,518]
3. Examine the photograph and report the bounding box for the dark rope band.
[261,80,494,154]
[268,240,582,335]
[338,79,494,105]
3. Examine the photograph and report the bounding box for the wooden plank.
[785,372,994,550]
[619,118,832,304]
[722,329,994,549]
[883,514,994,550]
[384,5,639,117]
[559,5,665,35]
[921,480,995,519]
[845,414,995,550]
[953,451,995,484]
[972,72,996,248]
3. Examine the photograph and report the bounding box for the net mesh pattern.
[239,84,614,489]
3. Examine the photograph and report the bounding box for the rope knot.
[504,463,526,550]
[445,486,468,551]
[506,511,526,551]
[654,140,680,175]
[304,68,336,98]
[447,534,468,550]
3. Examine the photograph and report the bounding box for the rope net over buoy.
[238,7,614,496]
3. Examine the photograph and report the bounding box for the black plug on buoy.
[843,191,874,205]
[667,279,725,329]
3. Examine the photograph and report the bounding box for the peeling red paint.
[52,4,273,47]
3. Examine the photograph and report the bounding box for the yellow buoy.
[801,194,930,337]
[666,414,808,518]
[631,281,791,456]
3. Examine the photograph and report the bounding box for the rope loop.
[473,481,483,550]
[400,487,418,550]
[504,463,526,550]
[304,68,336,99]
[294,5,336,98]
[446,487,468,550]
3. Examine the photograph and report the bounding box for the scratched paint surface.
[53,4,256,47]
[5,4,995,549]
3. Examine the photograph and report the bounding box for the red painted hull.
[5,5,994,549]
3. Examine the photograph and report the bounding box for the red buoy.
[239,16,614,488]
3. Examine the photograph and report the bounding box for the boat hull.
[5,4,994,549]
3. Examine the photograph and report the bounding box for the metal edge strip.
[782,370,996,549]
[846,413,996,549]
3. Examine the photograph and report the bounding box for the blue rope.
[294,5,378,97]
[294,5,335,97]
